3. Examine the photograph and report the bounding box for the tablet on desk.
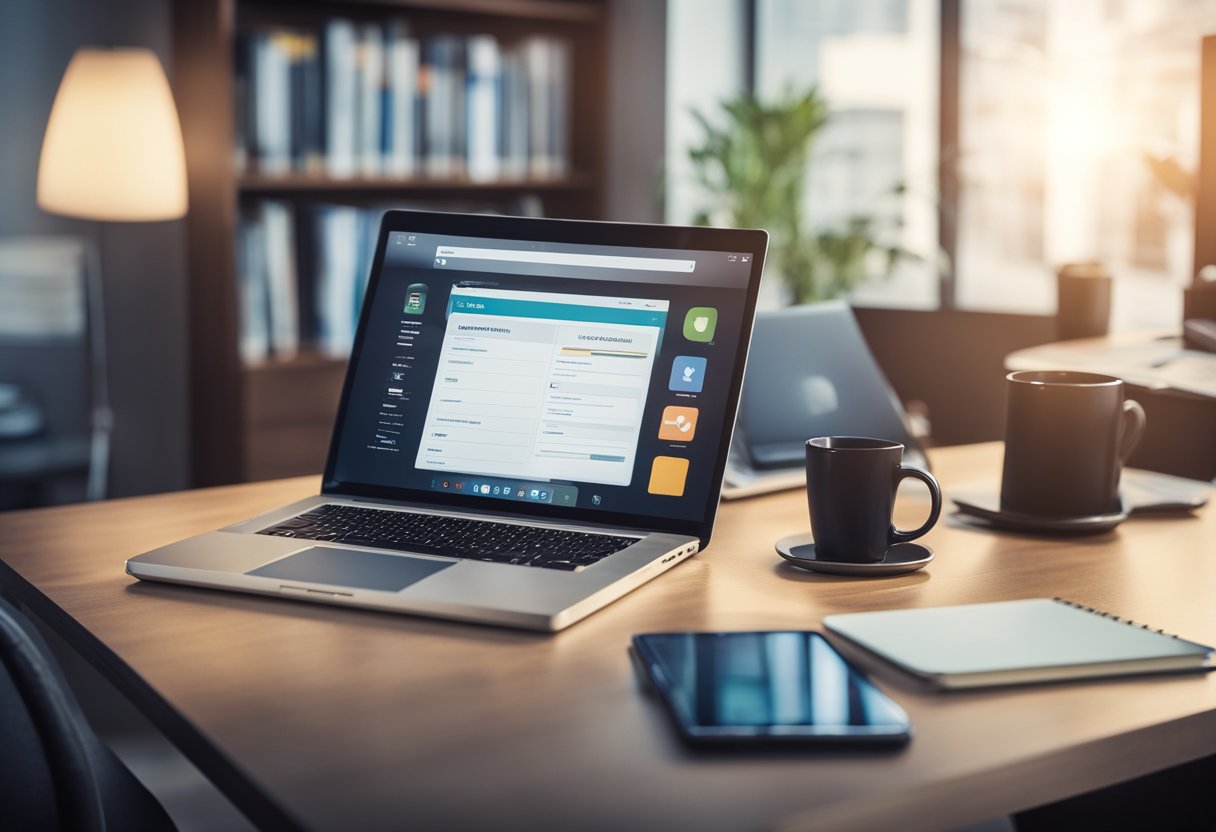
[631,631,911,747]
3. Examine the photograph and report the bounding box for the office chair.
[0,594,175,831]
[724,301,927,496]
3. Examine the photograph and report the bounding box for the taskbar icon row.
[430,475,578,507]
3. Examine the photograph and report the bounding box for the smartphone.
[631,631,911,747]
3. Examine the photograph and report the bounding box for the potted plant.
[687,87,914,304]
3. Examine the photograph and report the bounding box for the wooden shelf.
[176,0,608,485]
[241,0,602,25]
[243,351,348,373]
[237,172,595,196]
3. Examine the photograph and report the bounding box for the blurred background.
[3,0,1215,510]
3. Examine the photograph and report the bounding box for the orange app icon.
[658,406,699,442]
[648,456,690,497]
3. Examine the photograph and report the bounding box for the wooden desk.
[1,443,1214,832]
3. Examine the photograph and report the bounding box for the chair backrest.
[0,595,174,831]
[736,300,924,470]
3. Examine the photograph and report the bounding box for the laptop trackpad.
[248,546,454,592]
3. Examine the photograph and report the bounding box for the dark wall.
[0,0,189,499]
[853,306,1057,447]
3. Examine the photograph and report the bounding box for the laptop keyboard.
[258,504,638,571]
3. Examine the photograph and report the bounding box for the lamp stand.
[84,226,112,501]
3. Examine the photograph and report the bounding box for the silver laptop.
[128,210,766,631]
[723,302,927,498]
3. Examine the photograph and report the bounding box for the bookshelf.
[172,0,607,485]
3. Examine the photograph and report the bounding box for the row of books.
[236,196,545,363]
[235,22,572,182]
[237,201,375,362]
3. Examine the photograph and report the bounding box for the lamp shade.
[37,48,188,222]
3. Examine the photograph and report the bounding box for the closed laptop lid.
[740,302,917,469]
[322,211,767,545]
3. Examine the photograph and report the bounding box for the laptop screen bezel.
[320,209,767,545]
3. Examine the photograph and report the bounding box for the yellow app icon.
[648,456,690,497]
[658,406,699,442]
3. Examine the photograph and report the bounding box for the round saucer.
[775,535,933,577]
[950,485,1128,534]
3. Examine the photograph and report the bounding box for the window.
[666,0,1216,327]
[756,0,941,308]
[956,0,1216,328]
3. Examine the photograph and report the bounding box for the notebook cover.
[823,598,1213,689]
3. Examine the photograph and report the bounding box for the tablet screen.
[632,631,910,745]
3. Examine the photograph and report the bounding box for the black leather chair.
[0,594,174,831]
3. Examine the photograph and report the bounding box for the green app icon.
[404,283,428,315]
[683,307,718,342]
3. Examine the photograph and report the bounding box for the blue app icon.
[669,356,707,393]
[539,490,549,501]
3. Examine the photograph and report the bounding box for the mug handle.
[1118,399,1146,463]
[889,466,942,545]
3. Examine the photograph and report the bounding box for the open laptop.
[128,210,766,631]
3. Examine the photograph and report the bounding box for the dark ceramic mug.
[1000,371,1146,518]
[805,436,942,563]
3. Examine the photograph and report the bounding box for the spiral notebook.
[823,598,1215,690]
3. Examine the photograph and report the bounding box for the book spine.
[358,22,385,177]
[550,38,570,178]
[466,35,501,183]
[233,30,252,174]
[253,31,293,175]
[500,49,529,179]
[300,33,323,174]
[385,28,419,177]
[236,211,270,362]
[424,37,454,177]
[324,19,358,178]
[315,204,361,357]
[450,38,467,177]
[525,37,550,178]
[261,201,300,358]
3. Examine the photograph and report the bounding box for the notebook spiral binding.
[1052,597,1178,639]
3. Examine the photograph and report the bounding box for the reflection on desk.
[0,442,1214,832]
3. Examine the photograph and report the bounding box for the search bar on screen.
[434,246,695,273]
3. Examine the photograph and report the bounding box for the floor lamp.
[36,47,188,500]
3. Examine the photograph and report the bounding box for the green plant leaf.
[683,85,919,303]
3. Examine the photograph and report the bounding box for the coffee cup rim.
[807,436,905,452]
[1006,370,1121,388]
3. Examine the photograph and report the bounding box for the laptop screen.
[324,211,765,541]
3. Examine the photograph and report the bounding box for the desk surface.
[2,442,1215,832]
[1006,331,1216,399]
